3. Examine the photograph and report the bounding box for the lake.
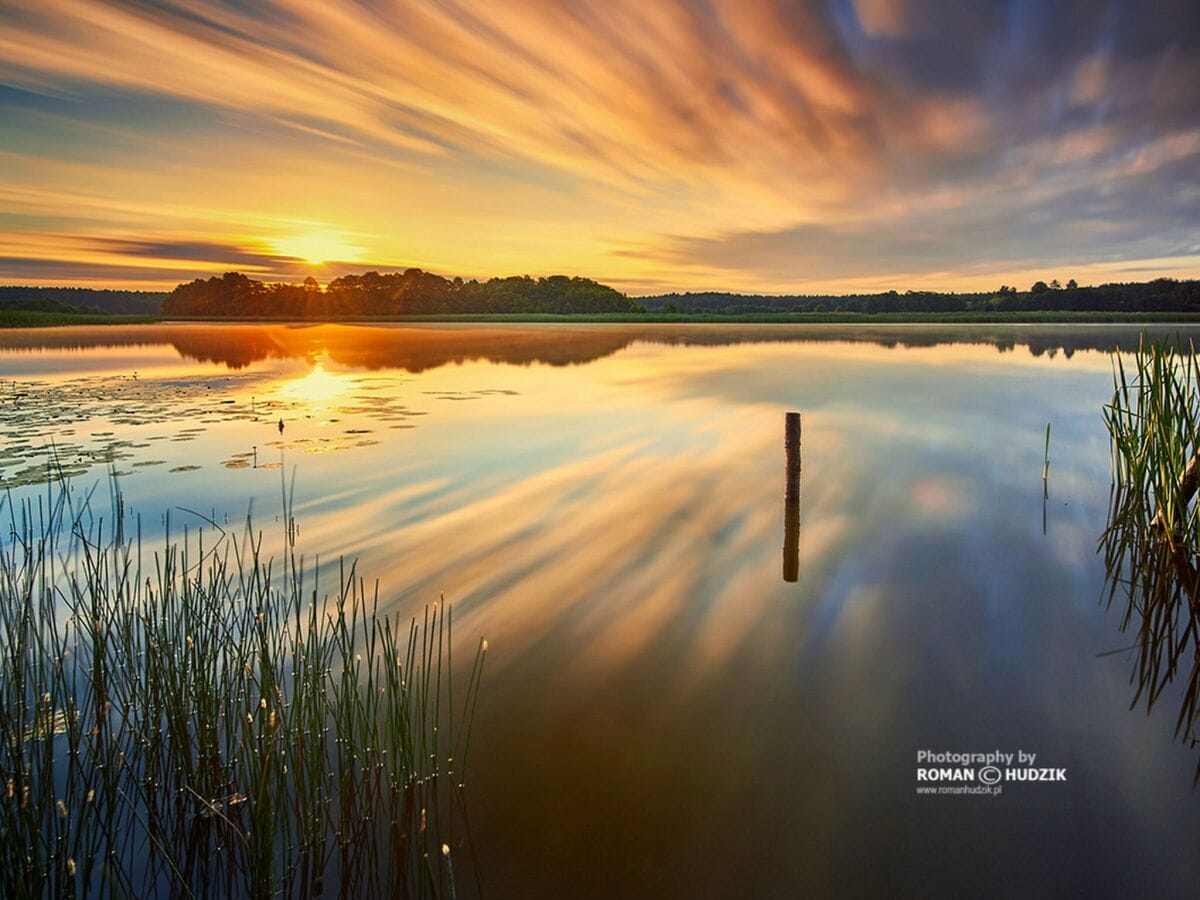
[3,322,1199,897]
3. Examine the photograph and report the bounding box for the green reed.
[1102,336,1200,768]
[1043,422,1051,484]
[0,469,486,898]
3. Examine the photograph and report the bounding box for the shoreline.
[8,310,1200,328]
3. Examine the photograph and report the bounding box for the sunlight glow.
[274,232,364,266]
[279,359,351,406]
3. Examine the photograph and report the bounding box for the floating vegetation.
[0,366,516,489]
[0,374,264,487]
[423,392,476,402]
[421,390,518,400]
[168,465,203,473]
[1102,337,1200,778]
[0,476,486,897]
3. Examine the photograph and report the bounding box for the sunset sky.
[1,0,1198,295]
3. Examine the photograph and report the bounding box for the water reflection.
[1101,478,1200,774]
[782,498,801,583]
[1101,347,1200,781]
[4,323,1200,896]
[3,322,1200,373]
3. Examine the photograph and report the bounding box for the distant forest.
[641,278,1200,314]
[161,271,641,316]
[0,286,166,315]
[2,273,1200,318]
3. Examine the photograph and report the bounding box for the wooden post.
[784,411,801,582]
[785,412,801,501]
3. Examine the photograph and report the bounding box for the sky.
[0,0,1198,296]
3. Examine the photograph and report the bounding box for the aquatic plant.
[1102,336,1200,774]
[1043,422,1051,485]
[0,469,485,898]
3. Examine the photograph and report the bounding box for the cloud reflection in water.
[4,324,1200,895]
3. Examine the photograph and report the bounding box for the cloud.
[0,231,408,287]
[0,1,1197,290]
[0,1,1047,198]
[625,127,1200,286]
[90,238,291,267]
[0,256,205,283]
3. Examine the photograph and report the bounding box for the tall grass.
[1102,336,1200,770]
[0,469,485,898]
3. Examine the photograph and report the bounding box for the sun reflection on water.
[276,357,352,407]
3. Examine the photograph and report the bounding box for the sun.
[274,231,363,265]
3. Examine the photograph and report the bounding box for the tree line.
[5,273,1200,318]
[0,286,166,315]
[161,270,643,317]
[643,278,1200,314]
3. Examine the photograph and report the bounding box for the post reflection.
[783,499,800,583]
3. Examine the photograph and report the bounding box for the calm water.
[4,322,1200,897]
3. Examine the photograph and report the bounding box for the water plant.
[0,468,485,898]
[1043,421,1052,534]
[1102,336,1200,774]
[1043,422,1051,485]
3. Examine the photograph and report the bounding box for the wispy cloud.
[90,237,290,267]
